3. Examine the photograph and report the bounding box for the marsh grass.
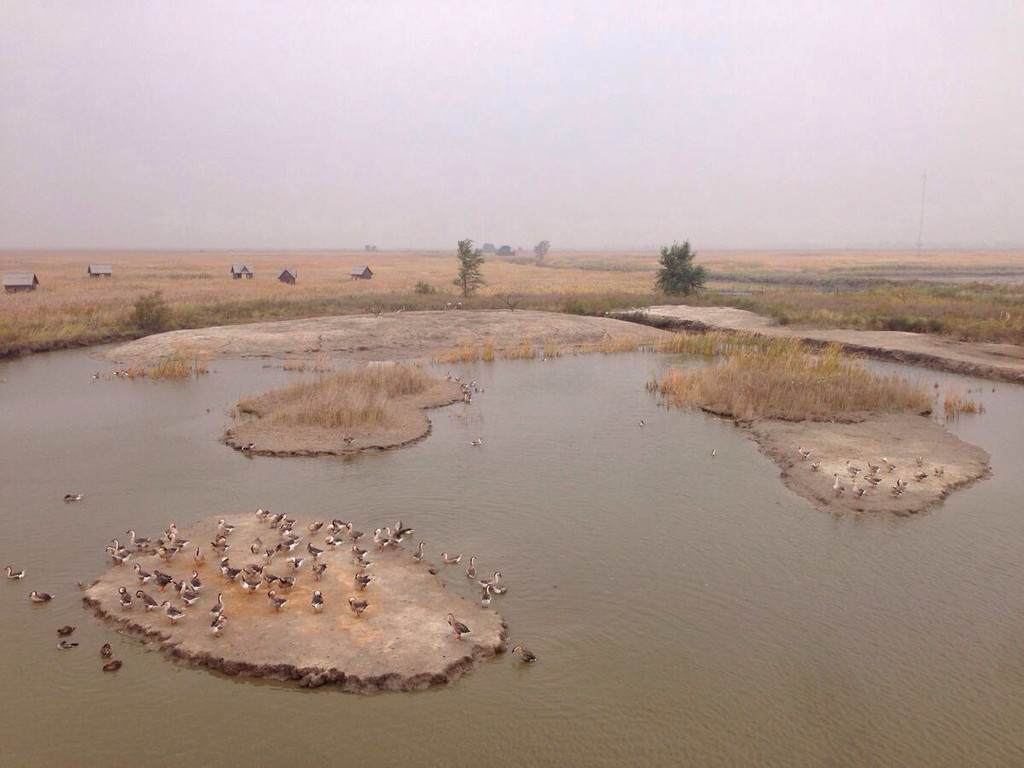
[503,337,537,360]
[942,386,985,420]
[656,338,933,421]
[143,345,209,380]
[237,364,440,430]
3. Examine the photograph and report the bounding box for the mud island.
[83,513,507,691]
[223,363,463,456]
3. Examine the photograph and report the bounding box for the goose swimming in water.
[4,566,25,579]
[63,494,83,503]
[512,644,538,662]
[446,613,471,640]
[441,552,461,565]
[311,590,324,613]
[136,590,158,611]
[57,640,79,650]
[29,590,54,603]
[480,588,491,608]
[412,542,425,563]
[161,601,185,623]
[103,660,122,672]
[100,643,113,658]
[466,556,477,580]
[57,625,75,636]
[480,571,507,594]
[470,438,483,447]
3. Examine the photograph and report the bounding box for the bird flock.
[796,446,946,500]
[91,509,537,668]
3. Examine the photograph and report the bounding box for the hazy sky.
[1,1,1022,250]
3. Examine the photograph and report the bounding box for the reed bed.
[135,345,209,380]
[942,387,985,420]
[503,337,537,360]
[655,338,933,421]
[237,364,440,430]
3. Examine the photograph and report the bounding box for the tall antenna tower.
[916,173,927,256]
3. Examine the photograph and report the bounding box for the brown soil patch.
[103,310,670,364]
[640,305,1024,383]
[83,513,506,692]
[745,414,990,515]
[223,377,462,456]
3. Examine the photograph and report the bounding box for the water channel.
[1,346,1022,765]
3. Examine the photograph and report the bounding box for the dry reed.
[144,345,209,380]
[655,338,933,421]
[238,364,440,430]
[942,387,984,420]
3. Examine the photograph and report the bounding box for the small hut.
[3,272,39,293]
[231,265,254,279]
[87,264,113,278]
[277,268,297,285]
[349,266,373,280]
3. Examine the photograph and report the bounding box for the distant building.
[277,268,297,284]
[87,264,113,278]
[230,264,254,279]
[364,244,378,252]
[3,272,39,293]
[349,266,373,280]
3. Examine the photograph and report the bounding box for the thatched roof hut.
[3,272,39,293]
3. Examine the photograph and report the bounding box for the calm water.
[1,347,1023,766]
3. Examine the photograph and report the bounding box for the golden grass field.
[2,248,1023,355]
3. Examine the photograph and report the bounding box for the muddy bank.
[744,414,990,515]
[104,310,670,364]
[83,513,507,692]
[631,306,1024,384]
[223,378,463,457]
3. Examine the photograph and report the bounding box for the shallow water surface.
[1,349,1023,766]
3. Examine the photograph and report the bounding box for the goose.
[311,563,327,580]
[809,461,821,471]
[481,571,507,595]
[868,463,881,475]
[4,566,25,579]
[882,457,897,473]
[100,643,113,658]
[189,571,203,591]
[223,565,242,581]
[126,530,151,548]
[352,546,368,560]
[160,601,185,623]
[916,456,925,467]
[512,644,538,663]
[63,494,83,503]
[136,590,158,611]
[276,575,296,590]
[412,543,425,563]
[346,524,365,543]
[240,575,262,594]
[180,591,200,608]
[250,537,263,555]
[470,438,483,447]
[441,552,461,565]
[286,556,305,571]
[866,475,883,486]
[133,564,152,584]
[846,461,862,477]
[117,587,133,610]
[307,520,324,534]
[56,625,75,636]
[153,571,174,591]
[855,486,867,499]
[394,520,414,539]
[639,419,645,427]
[254,507,270,521]
[342,435,355,445]
[210,614,226,637]
[914,471,929,481]
[209,593,225,616]
[329,519,348,534]
[348,597,368,617]
[832,473,842,496]
[446,613,471,640]
[480,588,492,608]
[710,448,717,457]
[57,640,79,650]
[466,556,477,580]
[798,447,811,460]
[267,590,287,612]
[306,543,324,560]
[210,537,229,554]
[311,590,324,613]
[355,573,372,590]
[29,590,54,603]
[102,660,123,672]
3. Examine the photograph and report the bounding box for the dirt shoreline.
[83,513,507,692]
[634,305,1024,384]
[742,413,990,515]
[223,378,464,457]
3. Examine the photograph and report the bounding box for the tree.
[453,239,486,297]
[533,240,550,264]
[655,241,706,295]
[496,245,513,257]
[498,291,523,312]
[131,290,170,333]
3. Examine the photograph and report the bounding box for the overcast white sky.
[1,1,1022,250]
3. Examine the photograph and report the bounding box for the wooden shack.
[231,265,254,279]
[87,264,113,278]
[277,268,297,285]
[349,266,373,280]
[3,272,39,293]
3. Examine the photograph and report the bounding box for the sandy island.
[83,513,506,692]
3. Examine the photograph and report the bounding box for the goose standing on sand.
[4,566,25,579]
[241,574,262,594]
[446,613,471,640]
[311,590,324,613]
[136,590,158,611]
[466,556,477,580]
[832,473,842,496]
[312,563,327,580]
[798,447,811,460]
[810,461,821,471]
[512,644,538,662]
[154,571,174,591]
[117,587,133,610]
[348,597,368,617]
[189,571,203,591]
[29,590,53,603]
[210,614,227,637]
[133,563,152,585]
[160,601,185,623]
[210,593,225,616]
[355,572,372,590]
[126,530,151,549]
[267,590,287,612]
[308,520,325,535]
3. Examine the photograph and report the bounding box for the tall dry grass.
[942,386,985,420]
[655,338,933,421]
[238,364,440,430]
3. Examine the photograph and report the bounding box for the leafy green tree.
[533,240,550,264]
[453,239,486,297]
[655,241,706,295]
